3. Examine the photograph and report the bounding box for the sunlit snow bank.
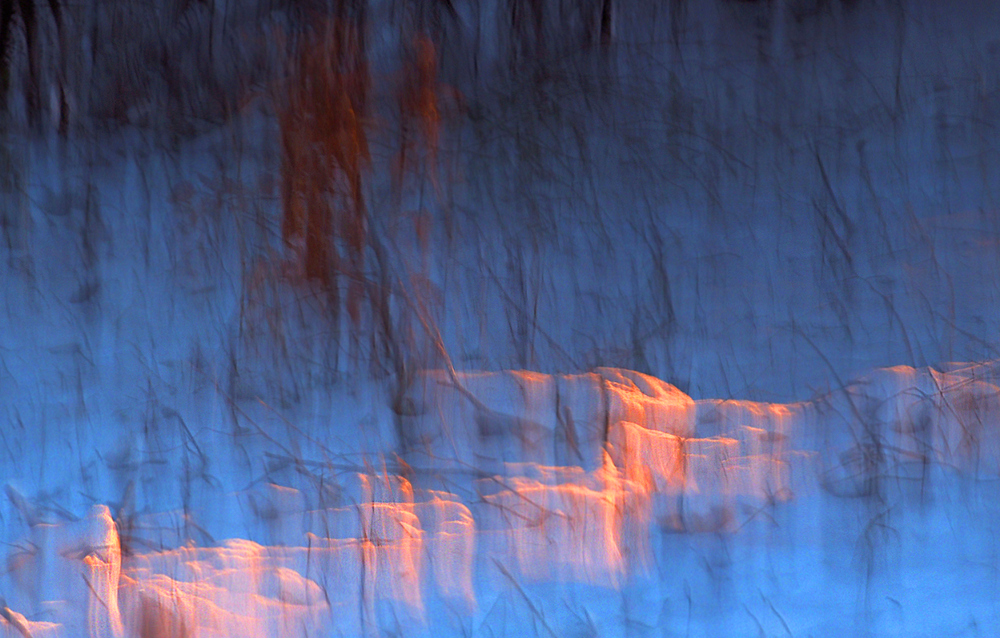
[3,363,1000,637]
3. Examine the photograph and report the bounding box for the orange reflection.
[608,420,684,494]
[19,365,1000,635]
[482,458,650,586]
[414,492,476,609]
[598,368,696,437]
[122,540,328,638]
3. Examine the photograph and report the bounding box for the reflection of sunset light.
[414,493,476,608]
[14,365,1000,636]
[482,458,651,586]
[608,420,684,493]
[599,368,696,438]
[359,503,424,619]
[122,540,329,637]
